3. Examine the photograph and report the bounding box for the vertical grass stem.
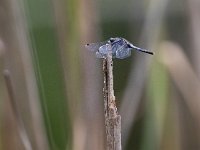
[103,45,121,150]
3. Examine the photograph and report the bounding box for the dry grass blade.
[120,0,170,145]
[160,41,200,125]
[103,50,121,150]
[0,0,49,149]
[53,0,104,149]
[187,0,200,76]
[3,70,32,150]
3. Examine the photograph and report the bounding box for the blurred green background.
[1,0,200,150]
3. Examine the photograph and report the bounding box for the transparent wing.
[112,41,123,53]
[115,45,132,59]
[99,44,109,54]
[99,44,112,54]
[96,51,105,58]
[85,41,107,52]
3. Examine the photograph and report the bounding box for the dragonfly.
[85,37,154,59]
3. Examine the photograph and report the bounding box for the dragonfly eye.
[109,38,115,43]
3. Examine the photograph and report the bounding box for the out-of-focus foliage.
[24,0,71,149]
[0,0,200,150]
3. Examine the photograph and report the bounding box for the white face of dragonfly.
[85,37,153,59]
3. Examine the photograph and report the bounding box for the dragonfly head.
[109,37,115,43]
[109,37,123,45]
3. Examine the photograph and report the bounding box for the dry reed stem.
[120,0,169,145]
[103,49,121,150]
[160,41,200,125]
[3,70,32,150]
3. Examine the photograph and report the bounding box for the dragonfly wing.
[99,43,112,55]
[96,51,105,58]
[85,41,107,52]
[115,45,132,59]
[99,44,108,54]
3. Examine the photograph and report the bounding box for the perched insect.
[85,37,153,59]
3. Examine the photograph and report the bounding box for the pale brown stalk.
[103,47,121,150]
[3,70,32,150]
